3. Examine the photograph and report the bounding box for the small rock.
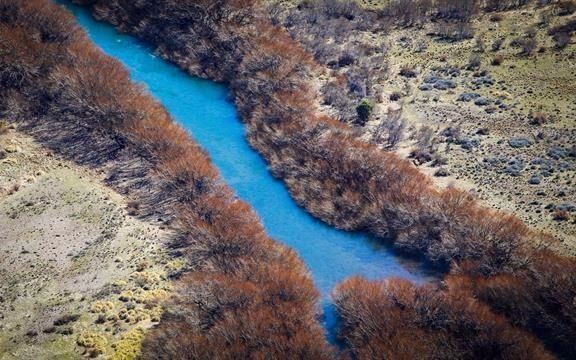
[508,138,534,148]
[457,92,480,102]
[528,175,541,185]
[474,97,492,106]
[4,144,20,153]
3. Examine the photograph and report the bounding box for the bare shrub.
[474,37,485,52]
[372,107,406,148]
[555,0,576,16]
[334,277,554,360]
[529,111,549,125]
[415,125,435,149]
[485,0,531,12]
[431,22,474,41]
[0,120,9,135]
[467,54,482,69]
[553,31,571,49]
[548,19,576,49]
[492,54,504,65]
[511,37,537,56]
[492,37,505,51]
[552,209,570,221]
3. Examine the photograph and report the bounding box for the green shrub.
[355,99,373,126]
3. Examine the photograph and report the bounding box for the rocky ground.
[0,124,184,359]
[372,7,576,253]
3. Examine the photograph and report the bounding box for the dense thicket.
[0,1,332,358]
[333,277,554,359]
[74,0,576,357]
[449,253,576,360]
[333,252,576,359]
[76,0,568,275]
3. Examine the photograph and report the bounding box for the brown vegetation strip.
[333,276,554,359]
[0,0,333,358]
[74,0,576,358]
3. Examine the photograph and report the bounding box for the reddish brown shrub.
[449,251,576,359]
[334,277,553,360]
[492,54,504,65]
[552,209,570,221]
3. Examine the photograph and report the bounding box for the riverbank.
[0,1,331,358]
[75,0,568,269]
[73,0,576,357]
[266,0,576,253]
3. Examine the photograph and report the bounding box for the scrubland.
[74,0,576,358]
[268,0,576,249]
[3,0,575,358]
[1,1,331,358]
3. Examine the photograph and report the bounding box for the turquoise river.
[57,0,435,343]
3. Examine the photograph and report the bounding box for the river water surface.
[57,0,434,342]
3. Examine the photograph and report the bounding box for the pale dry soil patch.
[0,127,184,359]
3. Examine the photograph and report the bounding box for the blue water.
[56,0,434,342]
